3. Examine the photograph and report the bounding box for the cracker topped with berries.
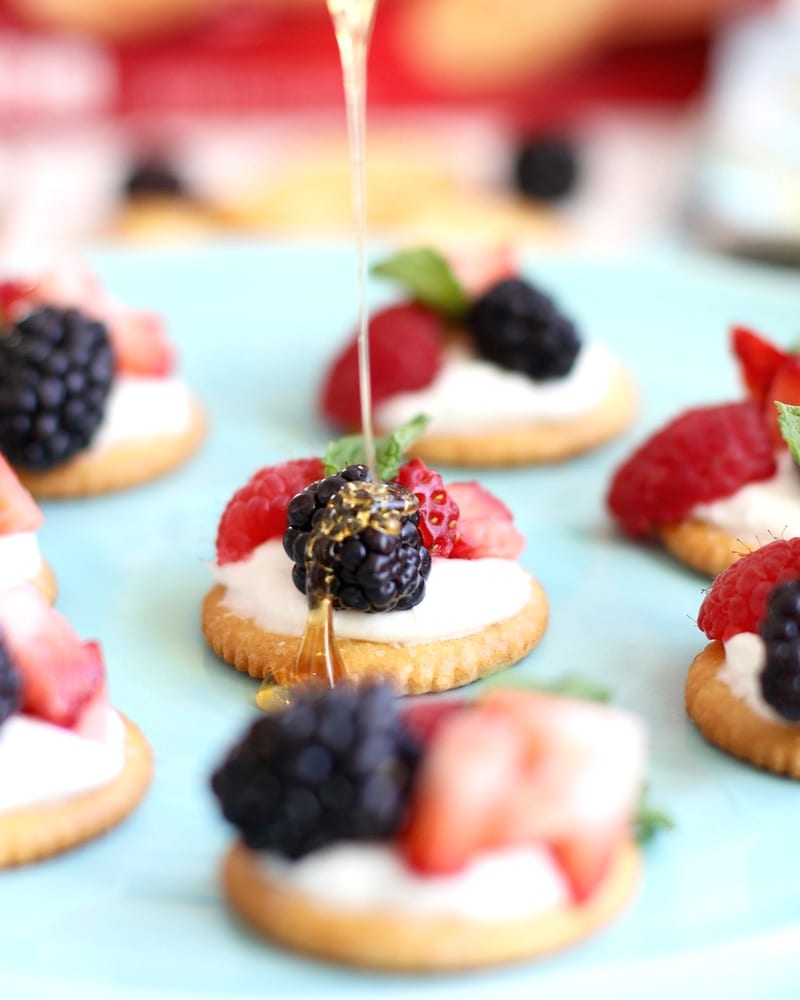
[319,247,637,467]
[687,536,800,776]
[202,427,547,693]
[0,261,205,498]
[211,683,646,970]
[608,328,800,577]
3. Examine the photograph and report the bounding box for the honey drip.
[258,0,382,707]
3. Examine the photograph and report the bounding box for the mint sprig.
[323,414,430,481]
[371,247,470,318]
[634,787,674,844]
[777,402,800,464]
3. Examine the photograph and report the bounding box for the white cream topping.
[692,450,800,545]
[89,375,193,451]
[258,841,571,921]
[212,540,532,644]
[0,532,42,592]
[375,341,618,434]
[719,632,790,725]
[0,707,126,812]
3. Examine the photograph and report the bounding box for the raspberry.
[395,458,460,557]
[319,303,444,430]
[731,326,787,404]
[216,457,324,564]
[759,580,800,721]
[697,538,800,641]
[607,401,776,538]
[210,682,420,857]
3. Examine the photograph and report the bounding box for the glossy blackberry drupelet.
[123,156,188,199]
[0,636,20,725]
[759,580,800,721]
[468,278,581,381]
[0,306,114,470]
[283,464,431,613]
[513,135,579,202]
[210,683,421,857]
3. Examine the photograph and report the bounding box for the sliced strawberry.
[319,303,445,430]
[401,696,466,746]
[0,585,104,727]
[447,245,517,296]
[71,674,113,742]
[552,820,627,902]
[765,356,800,449]
[216,457,325,564]
[396,458,460,556]
[400,706,526,874]
[731,325,788,404]
[0,279,37,324]
[447,481,525,559]
[0,455,44,534]
[108,308,175,376]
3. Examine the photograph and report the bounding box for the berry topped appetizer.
[0,583,152,866]
[687,536,800,777]
[203,425,547,693]
[0,455,55,603]
[319,247,637,467]
[608,328,800,576]
[211,682,646,970]
[0,260,204,497]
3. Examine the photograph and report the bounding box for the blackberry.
[123,155,188,200]
[468,278,580,380]
[759,579,800,721]
[513,135,579,202]
[283,464,431,613]
[0,306,114,470]
[210,683,420,857]
[0,635,20,726]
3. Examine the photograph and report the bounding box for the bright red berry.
[319,303,444,430]
[764,356,800,449]
[607,401,776,538]
[396,458,460,556]
[697,537,800,641]
[216,458,324,564]
[0,280,35,324]
[731,326,787,404]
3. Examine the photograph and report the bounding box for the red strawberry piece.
[71,674,113,742]
[0,279,36,323]
[446,481,525,559]
[401,696,466,746]
[109,308,176,376]
[697,537,800,641]
[216,457,325,564]
[764,356,800,449]
[607,401,776,538]
[319,303,444,430]
[0,584,104,727]
[0,455,44,534]
[396,458,460,556]
[447,245,517,296]
[731,325,788,404]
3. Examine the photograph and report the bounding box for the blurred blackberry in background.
[0,306,114,470]
[0,636,20,726]
[123,155,189,200]
[759,579,800,721]
[513,135,579,202]
[210,683,421,857]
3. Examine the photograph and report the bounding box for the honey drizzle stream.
[257,0,380,707]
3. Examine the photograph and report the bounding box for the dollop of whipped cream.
[213,540,532,644]
[692,449,800,545]
[89,375,194,452]
[258,841,571,921]
[375,341,618,434]
[0,532,42,593]
[720,632,790,725]
[0,708,126,813]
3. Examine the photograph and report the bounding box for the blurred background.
[0,0,797,262]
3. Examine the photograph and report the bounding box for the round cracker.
[385,365,637,468]
[113,196,221,244]
[659,519,751,577]
[16,398,205,499]
[686,641,800,777]
[0,714,153,867]
[221,838,639,971]
[30,559,58,605]
[202,575,548,694]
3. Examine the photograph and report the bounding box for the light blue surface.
[3,242,800,1000]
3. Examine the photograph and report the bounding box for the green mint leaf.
[634,787,674,844]
[371,247,470,318]
[323,414,430,480]
[486,673,612,703]
[777,402,800,464]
